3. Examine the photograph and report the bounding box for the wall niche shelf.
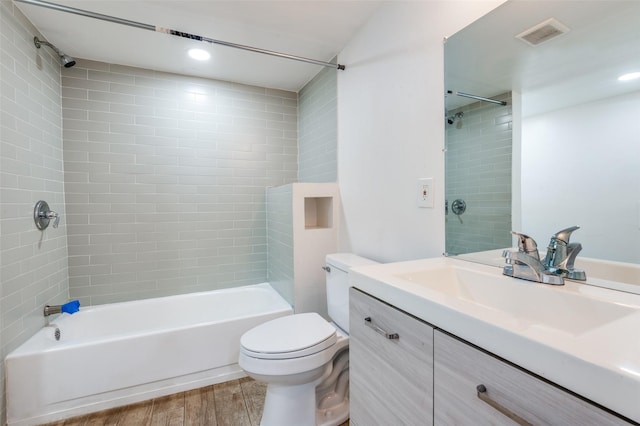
[305,197,333,229]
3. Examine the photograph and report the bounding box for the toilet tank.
[325,253,378,333]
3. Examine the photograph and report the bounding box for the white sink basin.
[394,264,636,336]
[349,256,640,423]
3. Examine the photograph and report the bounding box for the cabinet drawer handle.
[476,384,533,426]
[364,317,399,340]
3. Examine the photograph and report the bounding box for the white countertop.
[349,256,640,423]
[456,248,640,295]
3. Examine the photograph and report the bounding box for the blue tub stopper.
[61,300,80,314]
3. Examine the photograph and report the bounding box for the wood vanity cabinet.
[349,288,434,426]
[433,330,632,426]
[349,288,635,425]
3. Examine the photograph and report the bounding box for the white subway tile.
[55,59,300,305]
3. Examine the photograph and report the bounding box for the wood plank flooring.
[43,377,349,426]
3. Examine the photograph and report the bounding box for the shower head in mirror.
[447,112,464,126]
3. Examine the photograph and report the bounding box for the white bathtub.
[5,283,292,426]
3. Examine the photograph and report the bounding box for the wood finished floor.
[43,377,350,426]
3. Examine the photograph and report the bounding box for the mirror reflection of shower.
[447,111,464,128]
[444,91,512,256]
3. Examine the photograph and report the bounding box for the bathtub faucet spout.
[43,305,61,316]
[44,300,80,317]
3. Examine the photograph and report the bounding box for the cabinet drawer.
[434,330,632,425]
[349,288,433,426]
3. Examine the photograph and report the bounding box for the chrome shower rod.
[448,90,507,106]
[15,0,346,70]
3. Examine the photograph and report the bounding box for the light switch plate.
[417,178,434,208]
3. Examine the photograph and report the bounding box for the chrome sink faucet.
[502,226,587,285]
[502,231,564,285]
[542,226,587,280]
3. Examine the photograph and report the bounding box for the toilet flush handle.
[322,266,331,273]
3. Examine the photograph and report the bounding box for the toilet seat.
[240,313,337,360]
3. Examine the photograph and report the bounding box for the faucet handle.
[551,225,580,243]
[511,231,540,260]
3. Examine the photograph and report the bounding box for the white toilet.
[239,253,377,426]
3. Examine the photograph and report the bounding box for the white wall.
[336,1,506,263]
[292,183,339,317]
[521,91,640,263]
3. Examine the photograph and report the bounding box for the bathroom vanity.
[348,257,640,425]
[349,288,433,425]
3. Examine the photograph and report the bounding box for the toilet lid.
[241,313,337,360]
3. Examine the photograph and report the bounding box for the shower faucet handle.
[34,200,60,230]
[46,210,60,228]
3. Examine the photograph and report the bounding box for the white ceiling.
[445,1,640,116]
[16,0,383,92]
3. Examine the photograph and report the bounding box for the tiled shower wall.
[297,60,337,182]
[265,64,338,305]
[61,60,298,305]
[265,185,294,305]
[0,1,70,422]
[445,92,512,255]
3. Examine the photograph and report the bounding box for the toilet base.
[316,396,349,426]
[316,349,350,426]
[260,383,349,426]
[261,379,321,426]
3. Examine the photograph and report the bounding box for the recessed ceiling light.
[188,48,210,61]
[618,72,640,82]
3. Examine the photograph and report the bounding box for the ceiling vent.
[516,18,570,47]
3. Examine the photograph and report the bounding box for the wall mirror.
[444,1,640,273]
